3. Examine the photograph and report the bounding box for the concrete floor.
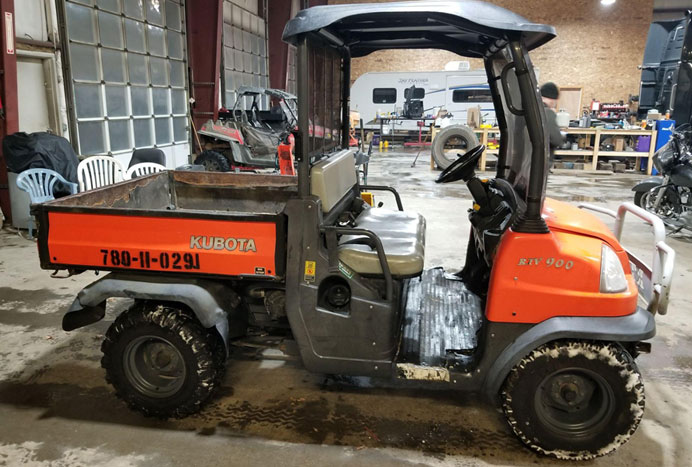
[1,148,691,466]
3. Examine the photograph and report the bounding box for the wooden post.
[647,130,657,175]
[480,128,488,171]
[591,128,602,170]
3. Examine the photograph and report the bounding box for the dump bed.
[35,171,297,279]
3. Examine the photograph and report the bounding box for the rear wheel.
[502,341,644,460]
[101,302,226,418]
[194,150,231,172]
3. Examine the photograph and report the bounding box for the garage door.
[221,0,268,110]
[62,0,190,166]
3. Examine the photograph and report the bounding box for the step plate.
[402,268,483,366]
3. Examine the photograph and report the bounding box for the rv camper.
[351,68,497,133]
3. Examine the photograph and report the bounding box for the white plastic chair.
[16,168,78,238]
[125,162,166,180]
[77,156,125,191]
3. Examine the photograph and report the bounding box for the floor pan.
[401,267,484,366]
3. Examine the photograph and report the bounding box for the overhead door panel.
[63,0,190,165]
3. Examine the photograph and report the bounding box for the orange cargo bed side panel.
[46,212,279,277]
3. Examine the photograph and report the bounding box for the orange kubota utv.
[34,1,675,460]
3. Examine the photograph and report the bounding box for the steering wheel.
[436,145,485,184]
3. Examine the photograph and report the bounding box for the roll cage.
[283,0,556,233]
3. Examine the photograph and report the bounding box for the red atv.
[195,86,298,172]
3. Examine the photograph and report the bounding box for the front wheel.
[101,302,226,418]
[502,341,644,460]
[194,150,231,172]
[636,186,682,218]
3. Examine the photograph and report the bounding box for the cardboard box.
[614,136,625,152]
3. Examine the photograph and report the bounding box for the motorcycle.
[632,124,692,231]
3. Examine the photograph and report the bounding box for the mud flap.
[63,297,106,331]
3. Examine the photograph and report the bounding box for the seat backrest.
[78,156,125,191]
[310,149,357,213]
[125,162,166,180]
[16,168,78,204]
[129,148,166,168]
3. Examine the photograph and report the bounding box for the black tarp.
[3,132,79,182]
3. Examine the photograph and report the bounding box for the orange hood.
[542,198,621,250]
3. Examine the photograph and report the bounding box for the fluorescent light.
[601,0,616,5]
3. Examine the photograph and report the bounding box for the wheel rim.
[642,189,678,218]
[535,368,615,439]
[201,159,221,171]
[123,335,186,398]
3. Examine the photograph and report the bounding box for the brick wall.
[328,0,653,106]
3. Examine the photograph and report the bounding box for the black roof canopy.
[282,1,556,58]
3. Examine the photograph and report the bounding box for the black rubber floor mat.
[402,268,483,366]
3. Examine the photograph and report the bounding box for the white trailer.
[350,69,496,132]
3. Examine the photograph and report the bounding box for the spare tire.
[431,125,480,170]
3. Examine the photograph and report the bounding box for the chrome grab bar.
[578,202,675,315]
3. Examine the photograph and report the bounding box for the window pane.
[109,120,131,151]
[173,116,187,142]
[74,83,103,118]
[172,89,186,114]
[123,0,144,19]
[66,3,96,43]
[223,24,233,48]
[69,44,100,81]
[153,88,170,115]
[169,60,184,87]
[233,27,242,52]
[145,0,163,25]
[131,86,151,116]
[78,121,106,154]
[243,52,252,73]
[242,31,251,53]
[96,0,121,13]
[252,34,259,55]
[150,57,168,85]
[98,11,123,48]
[224,47,233,70]
[224,70,234,94]
[452,89,493,103]
[72,0,94,5]
[127,53,149,84]
[147,25,166,57]
[373,88,397,104]
[134,118,153,147]
[124,19,146,52]
[105,85,128,116]
[165,1,181,31]
[167,31,183,59]
[102,49,126,83]
[155,117,171,144]
[233,49,243,71]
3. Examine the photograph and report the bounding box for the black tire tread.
[194,150,231,172]
[501,340,644,460]
[101,302,226,418]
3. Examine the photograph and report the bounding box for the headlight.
[600,244,628,293]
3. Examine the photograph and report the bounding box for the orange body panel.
[47,212,278,277]
[486,198,638,323]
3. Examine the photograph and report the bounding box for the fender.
[632,176,663,192]
[482,306,655,398]
[63,272,243,348]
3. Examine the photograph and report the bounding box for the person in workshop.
[540,82,565,172]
